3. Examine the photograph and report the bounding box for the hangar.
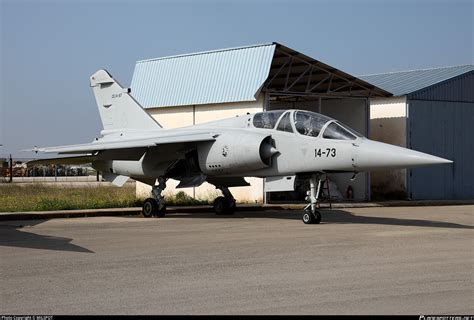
[361,65,474,200]
[131,42,393,203]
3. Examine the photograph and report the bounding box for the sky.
[0,0,473,158]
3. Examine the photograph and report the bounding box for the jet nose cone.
[354,140,453,170]
[426,156,453,165]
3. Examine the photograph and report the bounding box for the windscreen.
[323,122,357,140]
[294,111,332,137]
[342,123,364,138]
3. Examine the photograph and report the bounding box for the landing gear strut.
[213,186,236,215]
[302,173,322,224]
[142,177,167,218]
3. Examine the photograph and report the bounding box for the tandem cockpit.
[252,110,364,140]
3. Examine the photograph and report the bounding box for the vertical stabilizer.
[90,69,162,132]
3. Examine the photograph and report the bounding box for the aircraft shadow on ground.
[0,220,94,253]
[1,209,471,252]
[168,208,474,230]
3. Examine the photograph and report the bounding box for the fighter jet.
[29,69,452,224]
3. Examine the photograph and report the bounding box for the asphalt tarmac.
[1,205,473,315]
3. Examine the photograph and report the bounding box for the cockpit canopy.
[293,110,332,137]
[252,110,363,140]
[252,110,285,129]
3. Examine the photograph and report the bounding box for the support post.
[193,104,196,199]
[9,154,12,183]
[263,91,270,111]
[365,98,371,202]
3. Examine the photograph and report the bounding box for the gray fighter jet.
[30,70,452,224]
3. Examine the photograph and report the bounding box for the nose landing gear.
[302,173,323,224]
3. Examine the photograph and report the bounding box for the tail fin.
[90,69,162,132]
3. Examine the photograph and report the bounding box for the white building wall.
[369,96,408,196]
[136,96,265,203]
[322,98,369,201]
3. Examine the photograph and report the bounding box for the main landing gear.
[142,177,167,218]
[302,173,323,224]
[213,186,236,215]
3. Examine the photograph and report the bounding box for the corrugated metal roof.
[359,65,474,96]
[131,43,276,108]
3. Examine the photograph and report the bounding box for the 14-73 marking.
[315,148,336,157]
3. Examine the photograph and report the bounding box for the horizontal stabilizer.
[26,155,97,167]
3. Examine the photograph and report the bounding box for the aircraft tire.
[214,196,231,215]
[142,198,158,218]
[313,210,322,224]
[302,211,314,224]
[303,209,322,224]
[155,204,166,218]
[228,201,236,215]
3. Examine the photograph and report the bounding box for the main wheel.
[214,197,231,215]
[142,198,158,218]
[228,201,236,214]
[302,210,314,224]
[155,204,166,218]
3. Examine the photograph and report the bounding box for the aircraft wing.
[31,132,217,155]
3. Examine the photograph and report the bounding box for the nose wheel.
[302,208,322,224]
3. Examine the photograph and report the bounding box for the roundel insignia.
[222,145,229,157]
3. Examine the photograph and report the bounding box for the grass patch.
[0,184,213,212]
[165,191,209,206]
[0,184,141,212]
